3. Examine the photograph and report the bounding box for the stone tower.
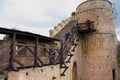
[0,0,118,80]
[76,0,118,80]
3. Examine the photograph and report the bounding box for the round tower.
[76,0,118,80]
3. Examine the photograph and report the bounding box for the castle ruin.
[0,0,119,80]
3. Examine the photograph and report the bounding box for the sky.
[0,0,120,40]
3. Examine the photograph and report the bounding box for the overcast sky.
[0,0,120,40]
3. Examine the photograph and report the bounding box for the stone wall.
[76,0,118,80]
[8,65,60,80]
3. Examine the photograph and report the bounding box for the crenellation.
[49,16,76,37]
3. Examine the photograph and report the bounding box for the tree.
[71,12,76,16]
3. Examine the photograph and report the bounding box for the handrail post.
[60,40,64,64]
[9,33,16,70]
[34,37,39,66]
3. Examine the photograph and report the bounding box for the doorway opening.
[112,69,116,80]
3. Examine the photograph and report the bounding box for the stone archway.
[72,62,78,80]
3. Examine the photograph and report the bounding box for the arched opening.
[72,62,78,80]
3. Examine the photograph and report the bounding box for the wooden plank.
[15,55,33,57]
[14,59,24,67]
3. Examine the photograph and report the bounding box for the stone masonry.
[0,0,119,80]
[76,0,118,80]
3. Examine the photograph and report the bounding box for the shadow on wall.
[72,62,78,80]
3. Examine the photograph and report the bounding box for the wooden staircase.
[60,27,79,76]
[54,20,95,76]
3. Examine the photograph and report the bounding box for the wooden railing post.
[34,37,39,66]
[9,33,16,70]
[60,40,64,64]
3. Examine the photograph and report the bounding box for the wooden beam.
[16,46,26,53]
[15,43,35,47]
[9,33,17,70]
[26,46,34,55]
[14,59,24,67]
[34,37,40,66]
[60,41,64,64]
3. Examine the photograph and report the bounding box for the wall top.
[76,0,112,10]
